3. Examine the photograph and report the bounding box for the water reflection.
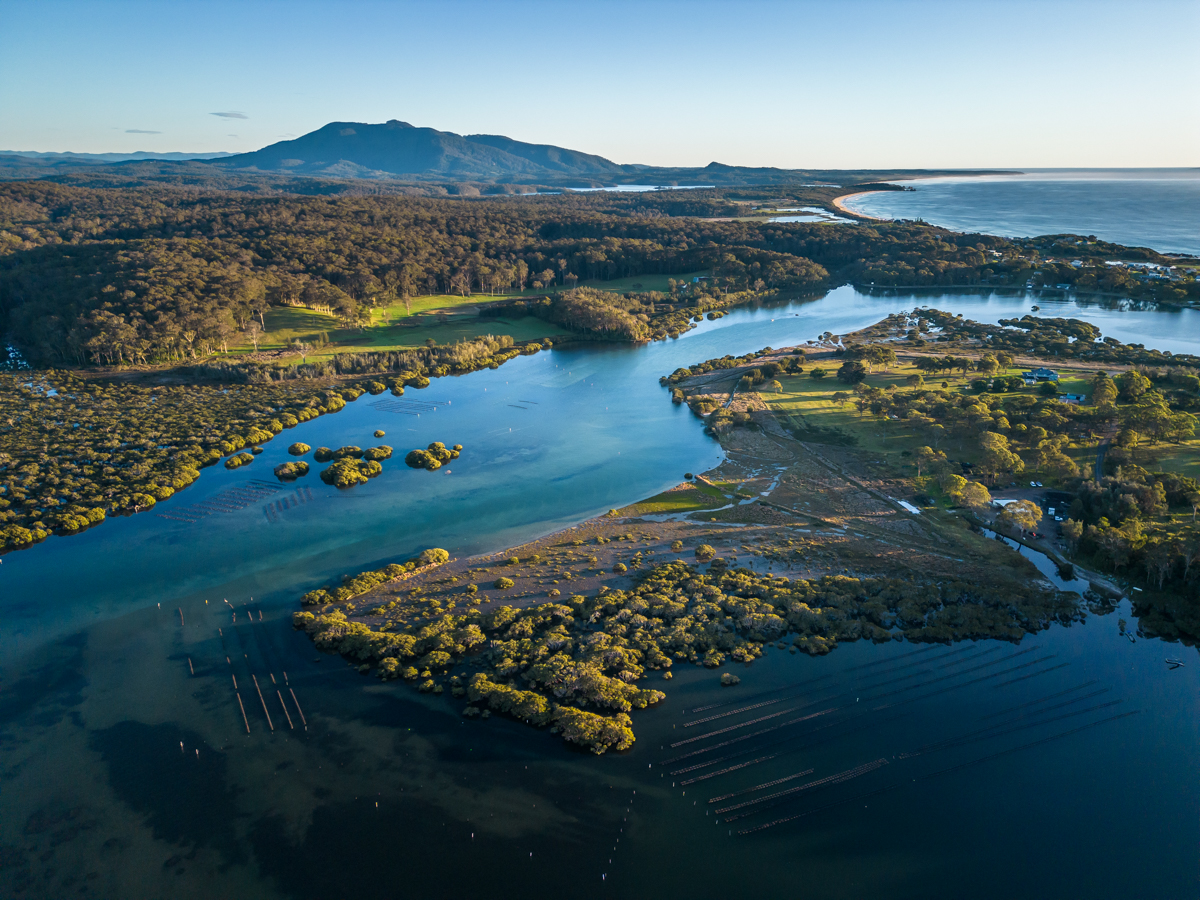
[1,286,1198,898]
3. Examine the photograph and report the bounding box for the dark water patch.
[88,721,245,865]
[0,631,88,733]
[251,788,618,900]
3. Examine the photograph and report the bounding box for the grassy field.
[760,360,1101,480]
[252,303,560,359]
[238,272,707,359]
[1147,441,1200,480]
[622,482,729,515]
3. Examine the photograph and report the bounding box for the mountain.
[2,122,1015,188]
[214,120,630,182]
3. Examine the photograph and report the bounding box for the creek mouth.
[0,286,1197,899]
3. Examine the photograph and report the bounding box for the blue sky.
[1,0,1196,167]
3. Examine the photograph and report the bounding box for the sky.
[1,0,1196,168]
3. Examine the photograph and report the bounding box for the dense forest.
[6,182,1188,369]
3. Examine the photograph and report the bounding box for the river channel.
[1,286,1197,898]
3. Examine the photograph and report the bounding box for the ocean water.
[1,287,1198,898]
[843,170,1200,257]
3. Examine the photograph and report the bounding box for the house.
[1058,393,1087,404]
[1023,367,1060,384]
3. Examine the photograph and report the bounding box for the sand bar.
[832,191,888,220]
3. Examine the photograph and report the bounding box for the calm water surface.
[1,287,1197,898]
[844,170,1200,257]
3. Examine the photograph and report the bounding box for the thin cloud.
[211,111,248,119]
[125,129,161,134]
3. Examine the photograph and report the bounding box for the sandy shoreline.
[831,191,888,220]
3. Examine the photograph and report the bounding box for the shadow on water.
[0,631,88,734]
[89,721,246,866]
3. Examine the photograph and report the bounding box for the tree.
[976,354,999,377]
[837,360,867,384]
[906,374,925,388]
[1062,518,1084,551]
[998,500,1043,534]
[1143,537,1178,590]
[979,432,1025,479]
[916,446,947,477]
[1091,372,1118,406]
[1036,435,1079,479]
[955,481,992,510]
[1116,370,1151,400]
[245,321,263,352]
[810,367,827,380]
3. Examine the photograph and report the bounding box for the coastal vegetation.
[320,457,383,487]
[670,312,1200,630]
[274,461,309,479]
[0,370,361,551]
[405,442,462,470]
[294,548,1079,753]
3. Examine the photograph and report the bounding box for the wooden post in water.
[178,608,185,627]
[236,693,251,734]
[276,690,295,729]
[289,688,307,727]
[188,658,195,676]
[252,675,274,731]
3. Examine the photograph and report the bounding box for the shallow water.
[843,170,1200,256]
[1,286,1198,898]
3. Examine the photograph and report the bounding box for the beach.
[831,191,887,220]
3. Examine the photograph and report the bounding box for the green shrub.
[373,430,386,438]
[418,548,450,566]
[363,445,393,461]
[274,461,310,480]
[695,544,715,561]
[288,442,311,456]
[319,458,381,487]
[404,441,461,470]
[225,451,255,469]
[494,577,515,590]
[313,447,334,462]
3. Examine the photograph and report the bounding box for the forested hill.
[216,120,626,181]
[1,181,1191,369]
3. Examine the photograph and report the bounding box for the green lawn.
[760,361,1102,480]
[1148,441,1200,481]
[623,482,728,515]
[248,302,560,360]
[762,364,945,459]
[239,272,707,360]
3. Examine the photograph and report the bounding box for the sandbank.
[832,191,888,220]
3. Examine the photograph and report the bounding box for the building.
[1023,367,1060,384]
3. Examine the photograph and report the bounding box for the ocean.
[842,169,1200,257]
